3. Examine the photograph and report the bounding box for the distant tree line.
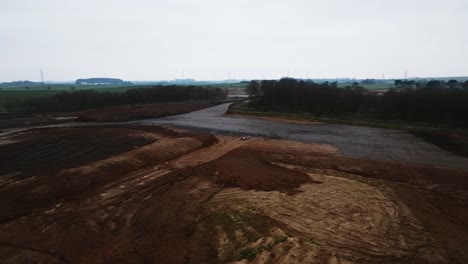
[5,85,226,112]
[246,78,468,128]
[393,79,468,90]
[0,81,42,86]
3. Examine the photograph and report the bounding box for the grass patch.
[209,205,291,261]
[237,234,289,261]
[211,208,271,236]
[238,247,260,261]
[209,206,274,249]
[305,237,321,246]
[0,85,139,111]
[274,235,288,244]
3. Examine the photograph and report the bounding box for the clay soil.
[0,127,467,264]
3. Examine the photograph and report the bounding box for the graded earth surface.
[1,104,467,263]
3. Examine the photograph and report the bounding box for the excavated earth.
[0,125,467,264]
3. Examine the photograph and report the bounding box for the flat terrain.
[0,102,219,130]
[0,113,75,130]
[144,103,468,171]
[0,86,136,111]
[69,102,219,122]
[0,125,467,263]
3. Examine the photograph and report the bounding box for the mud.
[1,132,467,263]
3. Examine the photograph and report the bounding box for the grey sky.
[1,0,467,82]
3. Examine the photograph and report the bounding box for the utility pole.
[40,69,44,83]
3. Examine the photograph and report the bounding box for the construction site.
[1,104,467,263]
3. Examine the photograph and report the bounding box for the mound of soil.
[193,148,318,194]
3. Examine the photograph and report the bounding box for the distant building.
[75,78,132,85]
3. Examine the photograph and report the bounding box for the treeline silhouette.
[247,78,468,128]
[5,85,226,112]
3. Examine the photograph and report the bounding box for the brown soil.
[70,102,218,122]
[0,126,216,223]
[228,113,322,125]
[0,113,72,130]
[0,102,218,130]
[188,149,320,194]
[0,132,467,263]
[0,126,158,177]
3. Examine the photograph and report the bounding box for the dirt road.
[142,103,468,170]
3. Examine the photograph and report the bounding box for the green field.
[0,83,248,111]
[0,84,138,92]
[338,83,392,91]
[359,83,392,90]
[0,85,143,111]
[211,82,248,95]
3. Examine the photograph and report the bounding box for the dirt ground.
[0,102,218,130]
[0,112,75,130]
[228,114,323,125]
[0,126,467,264]
[70,102,219,122]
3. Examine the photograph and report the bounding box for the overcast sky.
[1,0,467,82]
